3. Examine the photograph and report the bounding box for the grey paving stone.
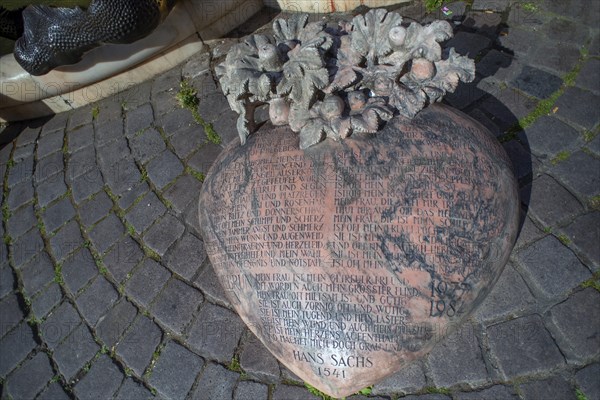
[115,378,156,400]
[54,324,100,380]
[518,235,590,297]
[8,179,34,210]
[10,228,44,269]
[146,150,184,189]
[372,361,425,395]
[550,288,600,362]
[151,278,203,334]
[70,169,104,204]
[170,125,205,159]
[42,197,76,233]
[0,322,36,377]
[102,236,144,283]
[182,51,211,80]
[188,142,221,172]
[20,251,55,297]
[41,113,68,136]
[444,79,488,110]
[37,382,70,400]
[30,283,62,319]
[130,127,166,164]
[194,262,231,308]
[125,259,171,308]
[68,105,94,131]
[511,65,563,99]
[74,355,124,400]
[117,315,162,376]
[94,118,124,146]
[187,303,245,363]
[41,301,81,349]
[125,103,154,137]
[0,265,15,299]
[143,213,185,257]
[234,381,269,400]
[184,199,202,237]
[152,90,181,117]
[35,151,63,183]
[103,157,142,195]
[474,49,515,80]
[78,191,112,227]
[152,68,181,95]
[197,93,230,123]
[576,58,600,94]
[124,191,166,234]
[541,17,590,46]
[96,137,130,171]
[487,314,564,379]
[89,213,125,255]
[76,276,119,326]
[272,385,321,400]
[455,385,518,399]
[37,178,68,208]
[191,362,239,400]
[211,111,237,144]
[428,323,489,387]
[506,2,549,27]
[96,299,138,347]
[67,124,94,154]
[520,375,576,400]
[61,247,98,294]
[0,293,23,338]
[561,212,600,269]
[162,174,202,214]
[522,174,584,227]
[50,220,84,262]
[446,32,491,58]
[481,86,537,128]
[472,0,508,11]
[575,363,600,400]
[551,151,600,198]
[37,130,64,159]
[502,140,536,183]
[521,116,581,158]
[474,264,536,321]
[94,97,123,122]
[5,351,54,400]
[589,133,600,156]
[155,108,191,138]
[240,336,280,383]
[7,204,37,239]
[8,155,34,187]
[15,126,40,147]
[529,41,582,75]
[165,232,206,280]
[66,145,96,181]
[117,181,150,210]
[555,88,600,130]
[13,143,34,160]
[149,341,204,399]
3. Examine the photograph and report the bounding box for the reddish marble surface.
[199,104,520,398]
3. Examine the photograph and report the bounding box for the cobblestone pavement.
[1,1,599,399]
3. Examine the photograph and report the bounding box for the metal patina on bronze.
[200,9,519,399]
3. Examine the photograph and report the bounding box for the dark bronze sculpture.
[11,0,176,75]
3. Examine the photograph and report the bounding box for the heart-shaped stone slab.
[199,104,519,398]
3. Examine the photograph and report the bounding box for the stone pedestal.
[199,103,520,398]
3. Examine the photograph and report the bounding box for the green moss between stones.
[502,47,588,140]
[551,150,571,165]
[581,271,600,292]
[576,388,589,400]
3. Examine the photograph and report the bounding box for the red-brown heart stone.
[198,103,519,398]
